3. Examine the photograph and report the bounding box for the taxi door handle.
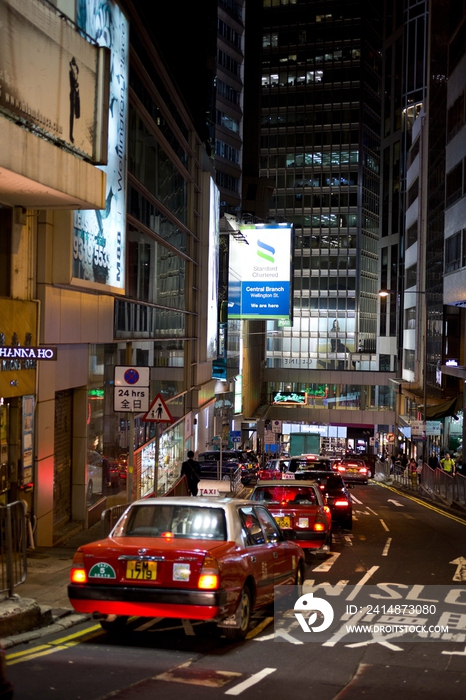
[273,552,278,559]
[250,555,256,563]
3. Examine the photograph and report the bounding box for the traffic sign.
[113,366,150,413]
[142,393,174,423]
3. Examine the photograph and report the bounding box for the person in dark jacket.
[181,451,202,496]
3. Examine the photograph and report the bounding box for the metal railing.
[374,460,466,509]
[0,501,28,598]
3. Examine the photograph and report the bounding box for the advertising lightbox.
[72,0,129,291]
[228,223,293,321]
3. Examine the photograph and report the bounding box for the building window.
[447,91,465,141]
[446,161,462,207]
[406,264,417,288]
[407,178,419,208]
[404,349,415,373]
[445,231,461,273]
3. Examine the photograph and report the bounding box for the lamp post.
[379,288,428,462]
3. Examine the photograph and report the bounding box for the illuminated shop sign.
[228,223,293,321]
[73,0,129,290]
[273,392,306,404]
[0,346,57,361]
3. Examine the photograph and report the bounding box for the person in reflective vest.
[440,453,455,474]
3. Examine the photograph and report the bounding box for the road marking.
[135,617,163,631]
[387,499,403,507]
[345,566,380,601]
[442,646,466,656]
[246,617,274,639]
[182,619,195,636]
[380,519,390,531]
[450,557,466,581]
[156,662,242,687]
[367,507,379,516]
[225,667,276,695]
[382,537,392,556]
[312,552,341,572]
[6,626,103,665]
[351,494,363,504]
[377,483,466,525]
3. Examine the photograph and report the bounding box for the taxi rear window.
[252,487,317,504]
[114,504,227,540]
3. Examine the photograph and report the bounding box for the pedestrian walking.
[181,450,202,496]
[440,453,455,474]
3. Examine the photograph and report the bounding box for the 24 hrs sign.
[114,366,150,413]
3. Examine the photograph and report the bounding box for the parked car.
[333,457,369,485]
[249,479,332,552]
[304,471,353,530]
[118,454,128,481]
[107,460,121,487]
[86,451,103,502]
[197,451,250,485]
[68,497,305,640]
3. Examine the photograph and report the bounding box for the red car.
[257,458,289,481]
[68,497,305,641]
[249,480,332,551]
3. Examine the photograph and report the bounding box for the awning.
[418,394,463,420]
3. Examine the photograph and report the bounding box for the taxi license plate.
[346,468,358,474]
[274,516,291,528]
[125,561,157,581]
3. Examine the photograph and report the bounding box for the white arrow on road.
[312,552,341,572]
[387,499,404,507]
[450,556,466,581]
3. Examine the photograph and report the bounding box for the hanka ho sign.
[0,346,57,362]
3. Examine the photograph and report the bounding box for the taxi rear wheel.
[223,586,252,641]
[295,562,304,586]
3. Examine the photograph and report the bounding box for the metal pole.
[154,426,159,497]
[128,413,134,502]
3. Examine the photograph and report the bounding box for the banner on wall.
[73,0,129,291]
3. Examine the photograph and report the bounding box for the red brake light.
[313,522,325,532]
[70,551,87,584]
[359,467,368,474]
[338,465,346,472]
[198,556,219,590]
[334,499,350,507]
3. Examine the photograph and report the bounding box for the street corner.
[0,596,51,642]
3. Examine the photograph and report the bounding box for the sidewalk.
[0,520,103,649]
[0,488,133,648]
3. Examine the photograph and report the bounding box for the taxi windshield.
[252,487,317,504]
[113,504,227,540]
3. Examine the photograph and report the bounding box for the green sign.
[89,562,116,579]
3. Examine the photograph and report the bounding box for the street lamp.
[378,288,428,462]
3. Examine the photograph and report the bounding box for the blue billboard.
[228,223,293,321]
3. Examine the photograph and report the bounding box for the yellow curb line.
[377,482,466,526]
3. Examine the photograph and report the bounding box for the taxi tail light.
[313,510,327,531]
[334,499,350,507]
[359,467,368,474]
[70,551,87,584]
[337,465,346,472]
[198,555,219,590]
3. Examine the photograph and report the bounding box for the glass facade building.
[258,0,394,426]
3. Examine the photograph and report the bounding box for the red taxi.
[249,480,332,552]
[257,458,290,481]
[68,497,305,641]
